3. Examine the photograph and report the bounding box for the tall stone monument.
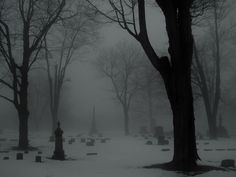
[52,122,65,160]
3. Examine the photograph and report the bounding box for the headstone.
[158,136,169,145]
[0,138,6,141]
[100,138,106,143]
[217,115,229,138]
[146,140,153,145]
[139,126,148,135]
[216,149,225,151]
[154,126,164,139]
[86,139,95,146]
[221,159,235,168]
[16,153,23,160]
[3,156,9,160]
[86,152,98,156]
[52,122,65,160]
[35,156,42,162]
[81,138,86,143]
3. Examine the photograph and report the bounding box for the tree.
[134,60,165,134]
[96,42,141,136]
[86,0,218,170]
[44,1,96,138]
[192,0,234,139]
[0,0,65,149]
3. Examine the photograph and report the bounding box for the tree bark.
[18,110,29,149]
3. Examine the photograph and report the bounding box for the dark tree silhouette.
[0,0,65,149]
[86,0,218,170]
[192,0,234,139]
[95,42,141,136]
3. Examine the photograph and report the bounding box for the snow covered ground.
[0,130,236,177]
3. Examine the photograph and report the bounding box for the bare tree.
[85,0,217,169]
[0,0,65,149]
[134,60,165,134]
[192,0,235,139]
[96,42,141,136]
[44,1,96,139]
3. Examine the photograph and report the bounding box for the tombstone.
[221,159,235,168]
[154,126,164,139]
[68,140,73,144]
[86,152,98,156]
[100,138,106,143]
[86,139,95,146]
[16,153,23,160]
[35,156,42,162]
[146,140,153,145]
[3,156,9,160]
[139,126,148,135]
[52,122,65,160]
[0,138,6,142]
[217,114,229,138]
[81,138,86,143]
[158,136,169,145]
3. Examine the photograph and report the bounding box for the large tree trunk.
[17,69,30,149]
[171,73,198,169]
[18,110,29,149]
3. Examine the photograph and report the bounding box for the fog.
[1,1,236,137]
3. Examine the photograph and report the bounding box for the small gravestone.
[86,139,95,146]
[158,136,169,145]
[101,139,106,143]
[86,152,98,156]
[68,140,72,144]
[3,156,9,160]
[139,126,148,135]
[216,149,225,151]
[35,156,42,162]
[146,140,153,145]
[52,122,65,160]
[217,115,229,138]
[16,153,23,160]
[81,138,86,143]
[154,126,164,138]
[0,138,6,141]
[221,159,235,168]
[227,148,236,151]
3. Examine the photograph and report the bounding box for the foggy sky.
[1,2,236,136]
